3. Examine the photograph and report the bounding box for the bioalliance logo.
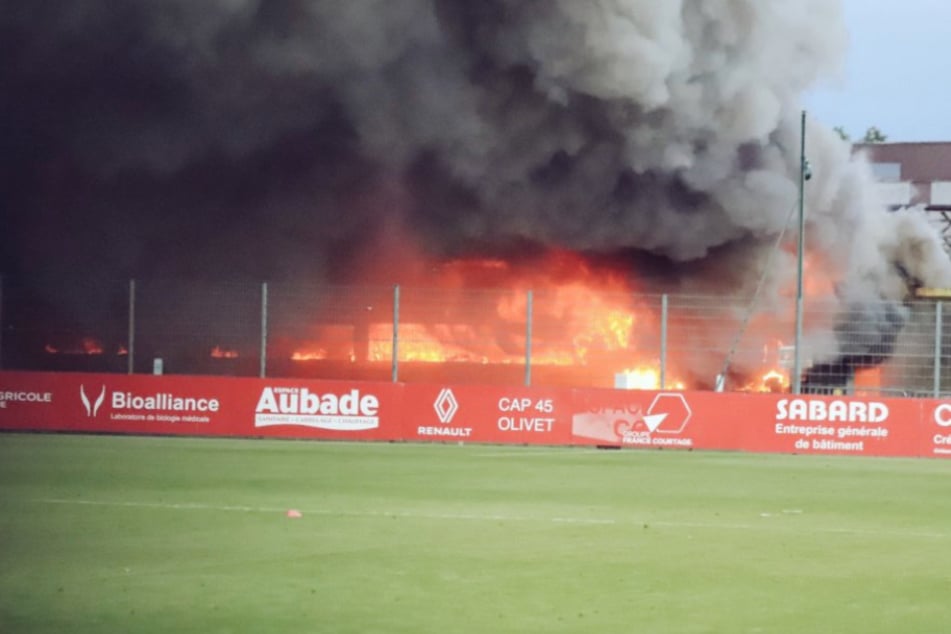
[80,385,106,417]
[254,386,380,431]
[79,384,220,421]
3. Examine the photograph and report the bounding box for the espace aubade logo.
[79,384,219,423]
[254,386,380,431]
[417,388,472,438]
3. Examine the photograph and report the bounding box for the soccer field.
[2,433,950,633]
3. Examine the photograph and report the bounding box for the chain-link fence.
[1,275,948,396]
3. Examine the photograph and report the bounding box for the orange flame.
[44,337,104,355]
[210,346,239,359]
[285,252,820,391]
[853,367,882,396]
[755,369,790,393]
[738,339,791,392]
[82,337,103,355]
[291,349,329,361]
[616,366,687,391]
[371,324,492,363]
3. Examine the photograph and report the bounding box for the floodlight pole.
[793,110,807,395]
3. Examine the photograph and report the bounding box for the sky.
[805,0,951,142]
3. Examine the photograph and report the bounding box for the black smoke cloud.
[2,2,950,314]
[2,1,373,280]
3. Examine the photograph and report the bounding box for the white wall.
[875,181,912,206]
[931,181,951,206]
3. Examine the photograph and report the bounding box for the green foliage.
[863,126,888,143]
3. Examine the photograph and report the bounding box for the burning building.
[2,1,951,391]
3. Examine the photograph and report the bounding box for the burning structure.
[2,1,951,391]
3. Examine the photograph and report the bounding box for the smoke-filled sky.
[1,0,949,309]
[806,0,951,142]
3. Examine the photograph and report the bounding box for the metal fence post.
[524,290,533,387]
[392,285,400,383]
[935,301,944,398]
[260,282,269,378]
[127,279,136,374]
[660,294,668,389]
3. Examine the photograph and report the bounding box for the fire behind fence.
[1,275,950,397]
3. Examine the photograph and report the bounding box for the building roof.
[854,142,951,183]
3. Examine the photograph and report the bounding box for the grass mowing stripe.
[33,499,617,525]
[35,497,618,525]
[474,448,609,457]
[33,497,951,538]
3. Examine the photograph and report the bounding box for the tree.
[863,126,888,144]
[833,126,850,142]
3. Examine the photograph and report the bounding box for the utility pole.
[793,110,808,394]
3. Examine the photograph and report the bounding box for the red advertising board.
[568,388,752,451]
[918,399,951,458]
[239,378,403,441]
[741,394,922,457]
[0,372,404,441]
[1,370,948,459]
[401,384,572,445]
[0,372,234,436]
[565,389,924,457]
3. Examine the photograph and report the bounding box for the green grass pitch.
[2,433,951,633]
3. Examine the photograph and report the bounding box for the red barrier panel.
[0,372,405,441]
[919,400,951,458]
[0,372,233,436]
[739,394,922,457]
[566,389,922,457]
[401,384,572,445]
[235,377,404,440]
[569,389,754,451]
[0,370,942,458]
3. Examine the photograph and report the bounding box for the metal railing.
[1,275,948,397]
